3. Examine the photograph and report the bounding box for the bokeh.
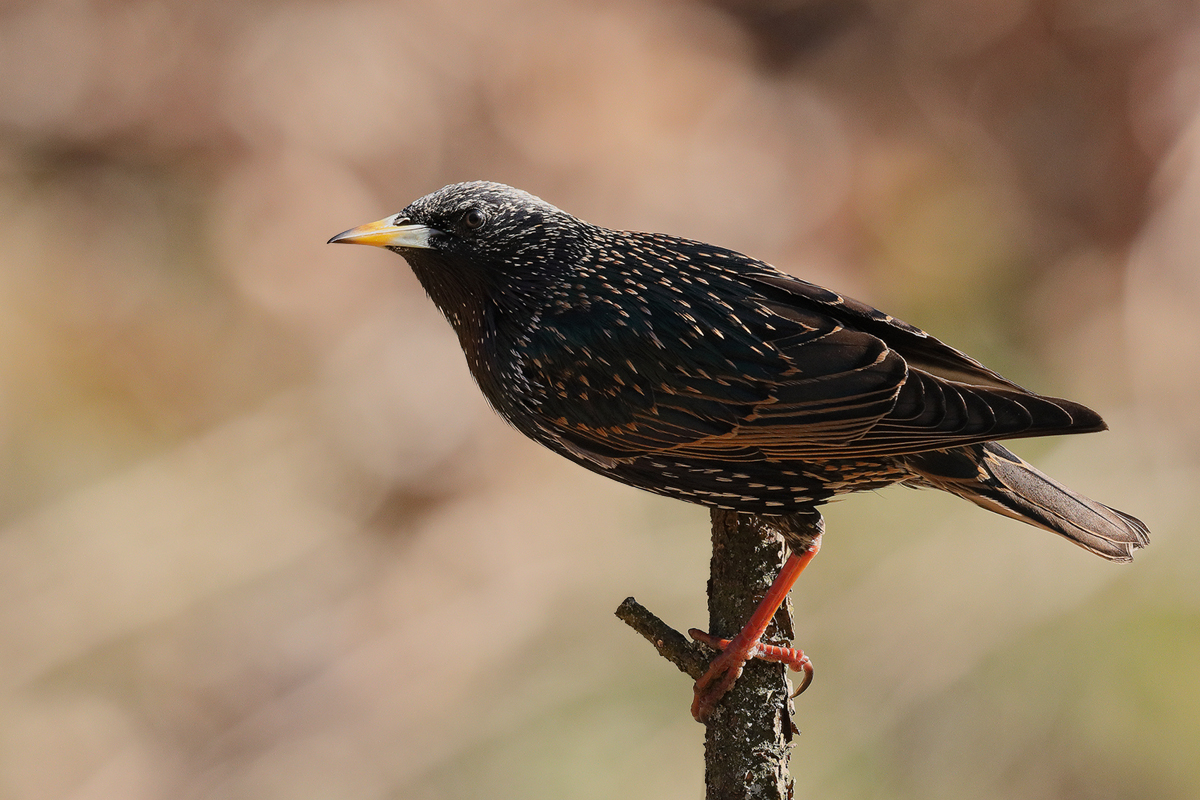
[2,1,1198,798]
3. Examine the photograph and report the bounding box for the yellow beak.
[327,217,435,249]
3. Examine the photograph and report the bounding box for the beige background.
[1,1,1197,798]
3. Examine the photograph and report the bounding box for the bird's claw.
[687,628,814,721]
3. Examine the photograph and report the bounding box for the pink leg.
[688,534,821,721]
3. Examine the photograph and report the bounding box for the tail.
[903,442,1150,562]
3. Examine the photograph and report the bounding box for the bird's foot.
[687,628,813,721]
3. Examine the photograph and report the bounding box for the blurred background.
[1,0,1198,798]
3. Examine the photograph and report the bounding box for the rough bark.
[616,509,796,800]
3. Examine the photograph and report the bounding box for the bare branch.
[615,510,798,800]
[614,597,710,679]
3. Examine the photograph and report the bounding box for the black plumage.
[330,181,1148,562]
[330,181,1149,721]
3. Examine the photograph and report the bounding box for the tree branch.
[614,597,710,680]
[615,509,796,800]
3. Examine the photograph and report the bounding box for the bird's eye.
[462,208,486,230]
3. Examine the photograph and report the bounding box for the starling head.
[329,182,587,298]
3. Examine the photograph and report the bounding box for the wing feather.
[510,236,1104,467]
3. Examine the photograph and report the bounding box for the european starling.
[329,181,1149,721]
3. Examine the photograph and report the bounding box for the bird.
[329,181,1149,721]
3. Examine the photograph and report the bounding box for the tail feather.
[904,442,1150,562]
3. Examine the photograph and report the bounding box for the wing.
[733,267,1107,455]
[745,270,1029,390]
[512,237,1103,467]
